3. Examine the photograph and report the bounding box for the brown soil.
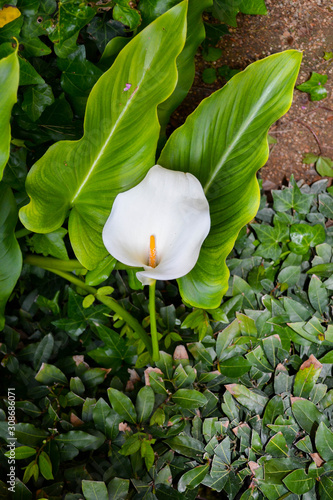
[172,0,333,188]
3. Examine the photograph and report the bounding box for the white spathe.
[102,165,210,285]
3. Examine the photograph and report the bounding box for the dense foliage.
[1,178,333,499]
[0,1,332,499]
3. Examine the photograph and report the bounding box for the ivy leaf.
[316,156,333,177]
[58,53,103,98]
[87,17,127,53]
[202,67,217,84]
[289,224,326,255]
[22,83,55,122]
[113,3,141,30]
[297,72,328,101]
[28,228,69,260]
[50,0,96,45]
[202,46,222,62]
[212,0,267,27]
[323,51,333,61]
[303,152,319,164]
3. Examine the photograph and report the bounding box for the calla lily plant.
[102,165,211,360]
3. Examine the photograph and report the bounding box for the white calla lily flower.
[102,165,210,285]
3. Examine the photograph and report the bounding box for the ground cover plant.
[0,0,332,499]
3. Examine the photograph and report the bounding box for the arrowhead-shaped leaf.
[19,2,188,269]
[159,50,302,307]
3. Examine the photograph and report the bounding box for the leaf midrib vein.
[71,73,145,204]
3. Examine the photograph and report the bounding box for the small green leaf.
[28,228,69,260]
[202,46,222,62]
[113,4,141,30]
[292,398,329,434]
[225,384,268,414]
[289,224,326,254]
[82,480,108,500]
[266,432,289,458]
[136,386,155,423]
[38,451,53,480]
[165,433,204,458]
[308,275,328,314]
[19,56,45,85]
[303,152,319,164]
[33,333,54,370]
[55,430,105,451]
[15,423,48,447]
[315,422,333,462]
[323,51,333,61]
[246,345,273,373]
[318,193,333,218]
[172,389,207,409]
[278,266,301,287]
[82,294,95,308]
[35,363,67,385]
[293,355,322,398]
[264,457,303,484]
[93,398,121,440]
[297,72,328,101]
[108,477,130,500]
[283,469,315,494]
[85,255,116,286]
[5,446,36,460]
[107,388,137,424]
[178,464,209,492]
[22,83,55,121]
[202,67,217,83]
[22,461,39,484]
[119,433,142,455]
[87,18,127,54]
[316,156,333,177]
[219,355,251,377]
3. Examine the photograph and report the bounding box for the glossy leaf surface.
[0,185,22,330]
[159,50,302,308]
[157,0,213,135]
[20,2,187,269]
[0,46,19,179]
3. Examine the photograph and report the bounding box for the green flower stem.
[25,254,85,271]
[24,255,152,355]
[15,228,31,239]
[149,280,160,362]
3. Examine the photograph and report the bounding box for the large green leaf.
[159,50,302,308]
[0,46,19,179]
[157,0,213,136]
[19,2,188,269]
[0,184,22,330]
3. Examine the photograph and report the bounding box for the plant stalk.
[24,255,152,354]
[15,228,31,239]
[149,280,160,362]
[25,254,86,271]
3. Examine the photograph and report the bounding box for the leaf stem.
[24,255,152,355]
[25,254,85,271]
[149,280,160,362]
[15,228,31,239]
